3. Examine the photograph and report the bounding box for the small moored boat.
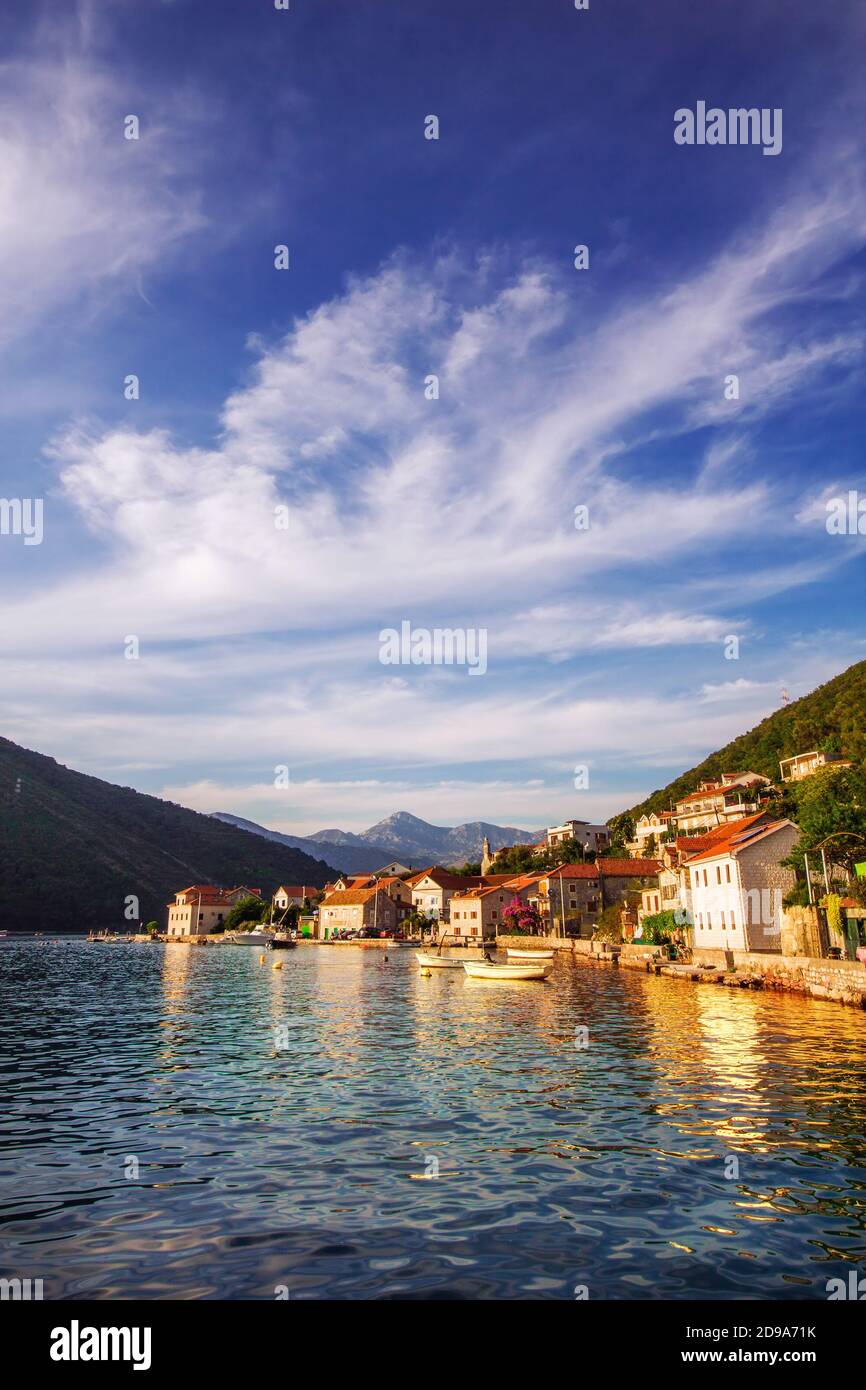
[269,932,297,950]
[506,948,555,960]
[463,960,552,981]
[416,952,467,969]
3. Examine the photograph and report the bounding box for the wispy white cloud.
[3,147,866,826]
[0,51,206,349]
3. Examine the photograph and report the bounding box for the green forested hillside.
[0,737,334,932]
[619,659,866,821]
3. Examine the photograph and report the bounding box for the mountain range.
[211,810,541,870]
[5,658,863,933]
[0,738,334,934]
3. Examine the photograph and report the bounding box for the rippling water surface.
[2,938,866,1300]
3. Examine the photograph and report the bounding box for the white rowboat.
[463,960,552,981]
[416,952,472,969]
[506,948,555,960]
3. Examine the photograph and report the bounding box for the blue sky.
[2,0,865,834]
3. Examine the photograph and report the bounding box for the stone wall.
[494,932,866,1008]
[692,946,866,1007]
[780,905,825,958]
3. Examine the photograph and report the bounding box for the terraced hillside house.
[674,772,771,835]
[779,749,852,782]
[627,811,676,857]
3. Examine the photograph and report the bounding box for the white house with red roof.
[273,885,315,911]
[686,815,799,952]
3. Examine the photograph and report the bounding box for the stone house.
[166,884,261,937]
[686,818,799,952]
[536,859,661,936]
[318,886,397,937]
[449,876,538,940]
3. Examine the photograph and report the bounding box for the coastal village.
[156,742,866,1008]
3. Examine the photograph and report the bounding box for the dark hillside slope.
[0,737,333,932]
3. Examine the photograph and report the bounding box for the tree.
[451,861,481,876]
[607,812,635,849]
[501,897,544,935]
[549,836,586,865]
[222,895,268,932]
[144,920,159,936]
[489,845,548,874]
[791,765,866,876]
[637,909,678,944]
[592,902,623,943]
[405,910,430,937]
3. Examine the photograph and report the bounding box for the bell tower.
[481,836,493,874]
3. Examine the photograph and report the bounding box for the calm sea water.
[1,938,865,1300]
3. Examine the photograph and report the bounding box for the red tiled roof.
[684,815,791,864]
[599,858,662,877]
[502,872,545,889]
[321,887,391,906]
[543,863,600,880]
[410,867,479,890]
[676,787,726,803]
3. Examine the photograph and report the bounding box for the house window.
[698,913,703,928]
[492,911,498,920]
[725,865,731,883]
[707,913,712,928]
[716,867,722,884]
[703,870,708,887]
[721,911,726,928]
[730,913,736,928]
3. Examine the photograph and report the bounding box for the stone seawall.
[493,936,866,1010]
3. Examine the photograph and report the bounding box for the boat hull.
[506,948,555,960]
[416,952,468,968]
[463,961,552,980]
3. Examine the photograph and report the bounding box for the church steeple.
[481,835,493,874]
